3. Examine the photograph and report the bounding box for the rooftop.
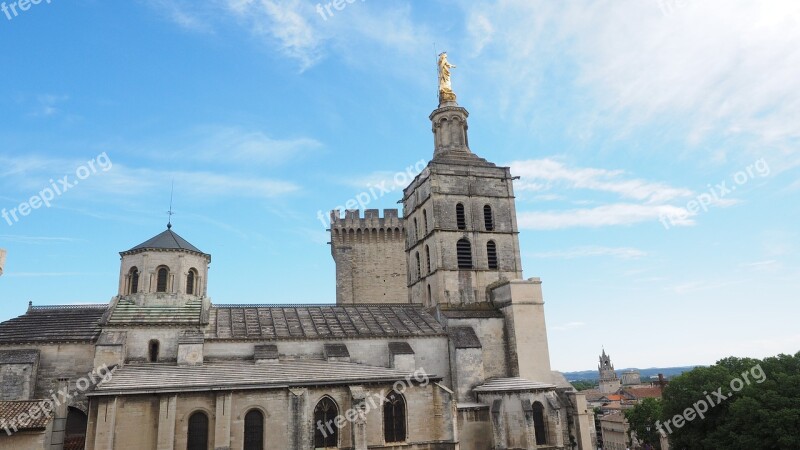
[0,305,106,345]
[121,227,207,257]
[473,377,556,393]
[208,304,446,340]
[90,360,439,396]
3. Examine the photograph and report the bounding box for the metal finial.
[167,181,174,229]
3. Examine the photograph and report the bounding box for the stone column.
[92,397,117,450]
[288,388,309,450]
[214,392,232,450]
[157,394,177,450]
[49,378,69,450]
[349,386,367,450]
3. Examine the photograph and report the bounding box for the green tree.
[570,380,598,391]
[661,352,800,450]
[625,397,664,450]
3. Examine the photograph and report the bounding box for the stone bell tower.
[403,53,523,306]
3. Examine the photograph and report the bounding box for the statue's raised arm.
[438,52,457,103]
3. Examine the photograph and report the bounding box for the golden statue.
[438,52,457,103]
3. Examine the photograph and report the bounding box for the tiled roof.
[0,349,39,364]
[0,401,53,430]
[323,343,350,358]
[207,304,445,340]
[89,360,440,396]
[473,377,556,393]
[0,305,106,344]
[450,327,482,349]
[622,386,663,399]
[121,228,207,256]
[106,298,204,325]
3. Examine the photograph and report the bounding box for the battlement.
[330,209,404,229]
[330,209,405,245]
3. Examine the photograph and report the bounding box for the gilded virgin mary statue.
[438,52,457,103]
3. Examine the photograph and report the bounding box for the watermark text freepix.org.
[655,363,767,435]
[316,159,426,228]
[659,158,769,229]
[2,0,52,21]
[316,368,430,438]
[1,364,116,435]
[2,152,112,226]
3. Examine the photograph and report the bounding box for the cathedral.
[0,57,596,450]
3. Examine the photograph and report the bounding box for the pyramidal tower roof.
[121,227,207,257]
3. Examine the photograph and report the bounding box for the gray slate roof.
[121,228,207,256]
[107,298,204,326]
[89,360,439,396]
[0,305,106,344]
[450,326,482,349]
[208,304,445,340]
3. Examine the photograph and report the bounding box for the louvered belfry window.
[484,205,494,231]
[487,241,498,269]
[456,203,466,230]
[187,412,209,450]
[457,239,473,269]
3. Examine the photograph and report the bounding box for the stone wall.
[86,383,456,450]
[330,209,408,305]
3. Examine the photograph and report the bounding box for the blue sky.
[0,0,798,372]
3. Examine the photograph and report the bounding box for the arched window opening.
[533,402,547,445]
[484,205,494,231]
[129,267,139,294]
[314,397,339,449]
[425,245,431,273]
[64,407,88,450]
[156,267,169,293]
[427,284,432,306]
[244,409,264,450]
[148,340,160,363]
[415,252,421,279]
[457,239,473,269]
[186,269,197,295]
[413,217,418,242]
[423,209,429,234]
[383,390,407,443]
[487,241,498,269]
[187,411,209,450]
[456,203,466,230]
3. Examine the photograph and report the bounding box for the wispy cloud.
[0,235,81,244]
[462,0,800,152]
[511,158,693,203]
[531,246,646,259]
[551,321,586,332]
[145,0,215,33]
[519,201,691,230]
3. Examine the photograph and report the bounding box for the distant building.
[599,349,622,394]
[598,411,629,450]
[621,369,641,386]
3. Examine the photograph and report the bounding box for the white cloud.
[145,0,214,33]
[532,246,646,259]
[462,0,800,152]
[551,321,586,332]
[518,203,692,230]
[511,158,693,203]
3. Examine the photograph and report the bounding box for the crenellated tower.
[329,209,408,304]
